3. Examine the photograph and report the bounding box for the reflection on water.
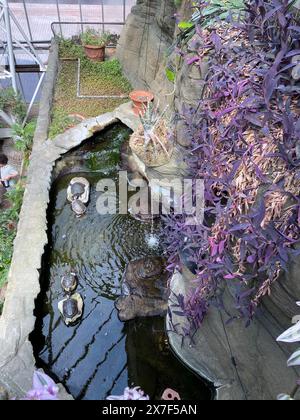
[32,124,211,400]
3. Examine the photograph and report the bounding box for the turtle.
[63,298,79,319]
[71,199,87,217]
[67,177,90,204]
[61,272,78,294]
[58,293,84,326]
[70,182,85,200]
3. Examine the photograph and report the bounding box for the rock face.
[117,0,207,147]
[168,267,300,401]
[117,0,176,110]
[115,256,169,321]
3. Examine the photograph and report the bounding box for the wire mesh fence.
[0,1,135,106]
[2,1,135,43]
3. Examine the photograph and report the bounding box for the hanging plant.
[163,0,300,337]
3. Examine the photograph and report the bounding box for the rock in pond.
[115,256,169,321]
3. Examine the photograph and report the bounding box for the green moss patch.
[49,40,132,138]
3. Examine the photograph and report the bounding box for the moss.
[49,40,132,137]
[0,184,24,298]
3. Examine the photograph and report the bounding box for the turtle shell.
[61,274,78,293]
[71,199,87,215]
[63,298,79,319]
[71,182,85,198]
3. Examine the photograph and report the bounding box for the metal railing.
[5,0,135,44]
[0,1,135,127]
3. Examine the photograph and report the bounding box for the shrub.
[163,0,300,336]
[81,28,111,47]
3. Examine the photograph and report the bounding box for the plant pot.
[129,121,173,167]
[83,45,105,62]
[67,113,85,129]
[129,90,154,116]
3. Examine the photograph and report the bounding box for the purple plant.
[164,0,300,337]
[107,387,150,401]
[21,371,59,400]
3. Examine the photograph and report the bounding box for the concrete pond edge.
[0,39,140,399]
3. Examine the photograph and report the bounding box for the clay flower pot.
[67,113,85,129]
[129,90,154,116]
[83,45,105,62]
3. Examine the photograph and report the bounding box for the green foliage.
[12,120,36,153]
[80,58,132,93]
[178,21,194,30]
[199,0,245,26]
[12,120,37,169]
[174,0,182,7]
[49,108,75,139]
[58,38,84,60]
[0,183,24,291]
[166,67,176,83]
[0,88,26,123]
[81,28,112,47]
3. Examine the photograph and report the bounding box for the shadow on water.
[30,123,213,400]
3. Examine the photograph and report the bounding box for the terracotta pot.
[83,45,105,62]
[129,90,154,116]
[67,113,85,129]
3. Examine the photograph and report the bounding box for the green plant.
[139,103,170,157]
[0,87,26,123]
[49,109,75,139]
[58,38,84,60]
[81,28,111,47]
[12,120,36,172]
[0,183,24,292]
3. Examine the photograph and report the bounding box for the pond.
[31,123,212,400]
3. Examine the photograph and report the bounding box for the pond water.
[31,123,212,401]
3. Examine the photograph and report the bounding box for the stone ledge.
[167,268,300,400]
[0,39,139,399]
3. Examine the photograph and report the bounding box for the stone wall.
[117,0,205,146]
[117,0,176,109]
[0,39,140,399]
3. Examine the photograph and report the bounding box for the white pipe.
[1,0,17,92]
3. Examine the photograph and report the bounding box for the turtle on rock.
[67,177,90,204]
[58,293,84,326]
[61,271,78,294]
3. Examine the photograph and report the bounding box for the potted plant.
[81,28,111,62]
[129,103,173,167]
[129,90,154,116]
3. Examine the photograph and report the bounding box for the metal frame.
[0,1,133,133]
[51,20,125,37]
[0,0,46,128]
[13,0,130,43]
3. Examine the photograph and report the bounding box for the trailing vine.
[164,0,300,336]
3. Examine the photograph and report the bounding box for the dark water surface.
[31,124,212,401]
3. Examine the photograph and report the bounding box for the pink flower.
[22,371,59,400]
[107,387,150,400]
